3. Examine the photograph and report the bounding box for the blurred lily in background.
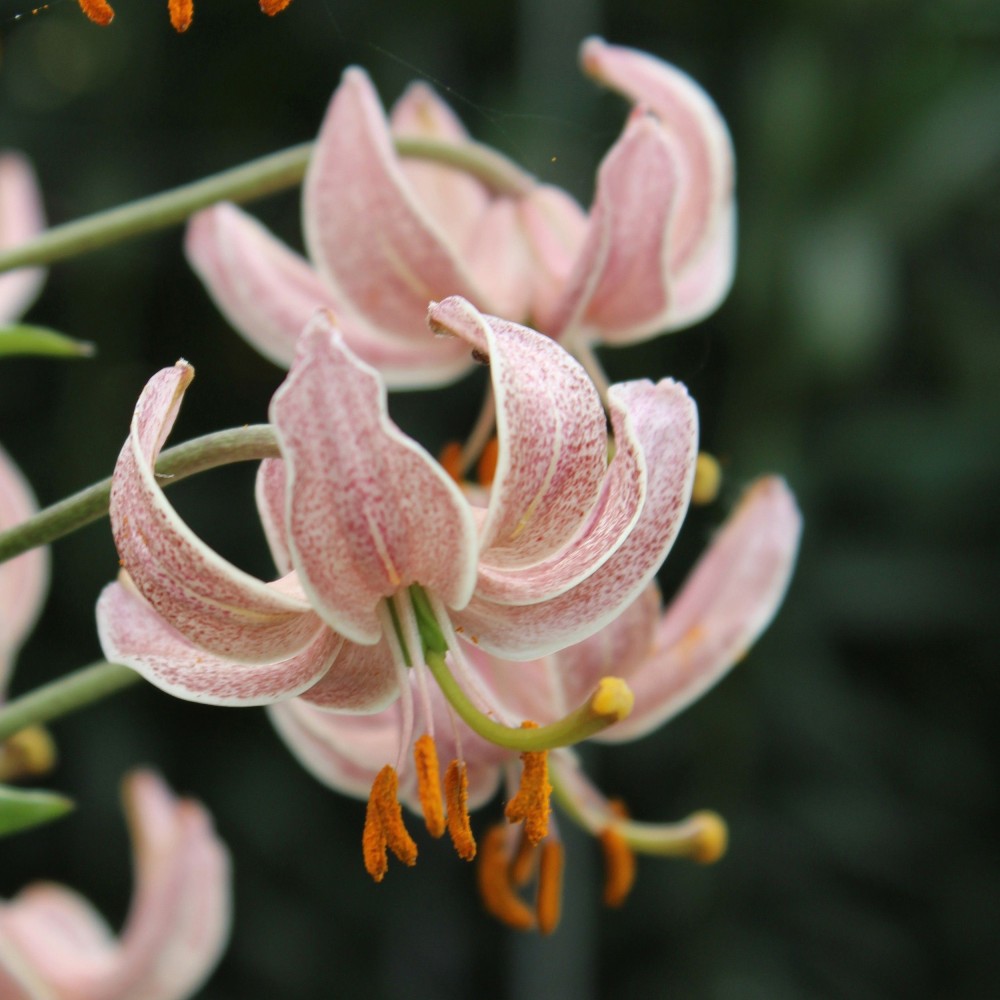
[186,38,734,388]
[0,770,231,1000]
[0,153,46,332]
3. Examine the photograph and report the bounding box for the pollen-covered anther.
[477,824,535,931]
[168,0,193,31]
[77,0,114,26]
[438,442,463,484]
[413,734,445,838]
[509,829,538,887]
[599,826,637,907]
[362,765,417,882]
[444,759,477,861]
[504,722,552,846]
[536,840,564,935]
[260,0,294,14]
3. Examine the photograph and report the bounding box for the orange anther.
[438,442,463,484]
[504,722,551,846]
[476,824,535,931]
[362,765,417,882]
[260,0,293,13]
[598,826,636,907]
[509,830,538,887]
[536,840,564,935]
[77,0,114,25]
[413,734,445,839]
[476,436,499,487]
[444,760,477,861]
[168,0,192,31]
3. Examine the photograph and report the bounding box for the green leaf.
[0,324,95,359]
[0,784,74,836]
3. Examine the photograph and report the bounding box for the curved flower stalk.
[270,476,801,932]
[0,769,231,1000]
[186,38,734,387]
[0,153,46,331]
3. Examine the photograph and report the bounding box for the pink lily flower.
[185,39,734,386]
[97,295,697,710]
[0,152,46,326]
[269,476,801,931]
[0,769,230,1000]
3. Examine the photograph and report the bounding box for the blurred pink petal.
[0,770,230,1000]
[0,153,46,325]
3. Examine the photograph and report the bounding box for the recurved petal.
[186,205,471,387]
[0,444,48,686]
[427,297,607,567]
[580,37,735,278]
[389,81,491,253]
[303,68,488,342]
[0,153,46,325]
[603,476,801,742]
[294,634,399,714]
[97,578,339,706]
[540,115,681,345]
[270,315,479,643]
[472,378,648,605]
[0,771,230,1000]
[452,378,697,659]
[110,361,324,663]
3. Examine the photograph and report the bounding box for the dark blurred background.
[1,0,998,997]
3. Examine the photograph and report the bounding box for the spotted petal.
[270,313,479,645]
[109,361,324,663]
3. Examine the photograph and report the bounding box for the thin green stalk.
[0,137,535,275]
[0,424,279,564]
[0,662,141,742]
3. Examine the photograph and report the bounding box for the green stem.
[0,137,535,275]
[0,662,141,742]
[424,649,623,752]
[0,424,279,564]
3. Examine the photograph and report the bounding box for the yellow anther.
[476,436,499,488]
[536,840,564,935]
[691,451,722,505]
[444,759,477,861]
[590,677,635,723]
[77,0,114,25]
[438,441,463,484]
[598,826,636,907]
[504,722,552,846]
[477,824,536,931]
[168,0,193,31]
[260,0,294,13]
[0,726,57,783]
[688,810,728,864]
[413,735,445,839]
[362,765,417,883]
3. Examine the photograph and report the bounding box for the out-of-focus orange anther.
[413,735,445,838]
[598,826,636,907]
[476,436,499,487]
[168,0,192,31]
[504,722,551,846]
[536,840,564,935]
[362,765,417,882]
[477,824,535,931]
[444,759,477,861]
[260,0,294,13]
[77,0,113,25]
[509,830,538,886]
[439,442,463,484]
